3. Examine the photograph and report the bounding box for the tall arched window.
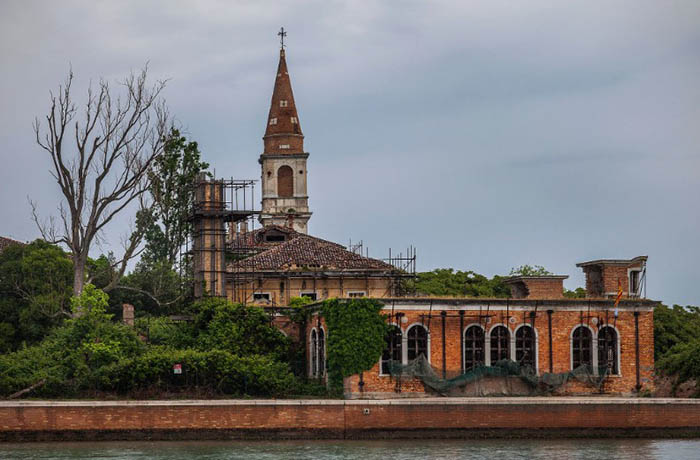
[515,325,536,369]
[490,325,510,363]
[572,326,593,369]
[317,328,326,377]
[464,325,485,371]
[380,325,402,374]
[407,325,428,361]
[310,329,318,377]
[598,326,618,375]
[277,165,293,198]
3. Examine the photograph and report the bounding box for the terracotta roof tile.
[229,227,394,272]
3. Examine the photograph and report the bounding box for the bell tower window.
[277,165,293,198]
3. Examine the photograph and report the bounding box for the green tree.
[142,128,209,268]
[564,287,586,299]
[0,239,73,351]
[509,265,553,276]
[408,268,511,298]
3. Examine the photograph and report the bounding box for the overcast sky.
[1,1,699,305]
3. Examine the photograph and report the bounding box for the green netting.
[387,355,610,396]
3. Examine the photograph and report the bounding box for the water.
[0,439,699,460]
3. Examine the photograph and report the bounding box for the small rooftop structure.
[504,275,569,300]
[576,256,647,299]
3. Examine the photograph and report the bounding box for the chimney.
[122,304,135,326]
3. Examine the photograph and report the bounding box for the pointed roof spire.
[263,29,304,155]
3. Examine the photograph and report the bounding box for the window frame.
[379,325,403,376]
[515,324,537,371]
[406,324,429,362]
[489,324,511,364]
[571,325,594,370]
[463,324,486,372]
[597,325,620,375]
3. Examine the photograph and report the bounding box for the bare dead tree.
[31,66,170,301]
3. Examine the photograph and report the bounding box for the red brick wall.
[345,307,654,397]
[2,399,699,439]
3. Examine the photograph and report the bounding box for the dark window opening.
[265,234,286,242]
[598,326,618,374]
[572,326,593,369]
[490,325,510,363]
[301,292,317,301]
[407,325,428,361]
[630,270,640,296]
[464,325,485,371]
[310,329,318,377]
[317,328,325,378]
[515,326,536,369]
[277,165,293,198]
[253,293,270,301]
[381,326,402,374]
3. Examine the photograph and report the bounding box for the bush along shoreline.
[0,285,332,399]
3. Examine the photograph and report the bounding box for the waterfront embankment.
[2,398,700,441]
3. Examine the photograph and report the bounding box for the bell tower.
[259,29,312,234]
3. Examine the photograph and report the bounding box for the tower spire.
[263,31,303,154]
[259,33,312,234]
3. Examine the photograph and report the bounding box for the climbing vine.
[321,298,389,389]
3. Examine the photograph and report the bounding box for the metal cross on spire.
[278,27,287,49]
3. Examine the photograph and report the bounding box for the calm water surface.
[1,439,699,459]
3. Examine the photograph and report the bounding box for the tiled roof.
[228,226,395,272]
[0,236,25,253]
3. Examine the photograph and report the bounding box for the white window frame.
[300,292,317,301]
[347,291,366,298]
[597,324,622,376]
[570,324,598,373]
[269,117,277,125]
[513,323,539,374]
[252,292,271,302]
[280,100,288,107]
[291,116,298,124]
[279,144,290,149]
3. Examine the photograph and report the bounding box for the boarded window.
[310,329,318,377]
[277,165,293,197]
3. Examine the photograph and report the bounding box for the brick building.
[194,43,656,397]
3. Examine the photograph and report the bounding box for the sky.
[1,1,699,305]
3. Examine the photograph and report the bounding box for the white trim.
[347,291,366,298]
[252,292,271,303]
[405,323,431,364]
[597,324,621,376]
[628,267,642,297]
[379,304,654,312]
[570,324,598,372]
[462,323,486,371]
[513,323,539,375]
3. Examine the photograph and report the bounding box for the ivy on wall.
[321,298,389,389]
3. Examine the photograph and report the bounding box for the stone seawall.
[2,398,700,441]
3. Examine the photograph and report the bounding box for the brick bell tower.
[259,29,312,234]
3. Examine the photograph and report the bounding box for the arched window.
[598,326,618,375]
[407,325,428,361]
[277,165,293,198]
[310,329,318,377]
[572,326,593,369]
[317,328,326,377]
[490,325,510,363]
[464,325,485,371]
[515,325,536,369]
[380,326,402,374]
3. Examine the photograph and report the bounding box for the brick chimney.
[505,275,569,300]
[122,304,135,326]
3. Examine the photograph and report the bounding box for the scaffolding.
[190,174,259,299]
[383,245,417,297]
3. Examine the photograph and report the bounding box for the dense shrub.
[95,348,295,396]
